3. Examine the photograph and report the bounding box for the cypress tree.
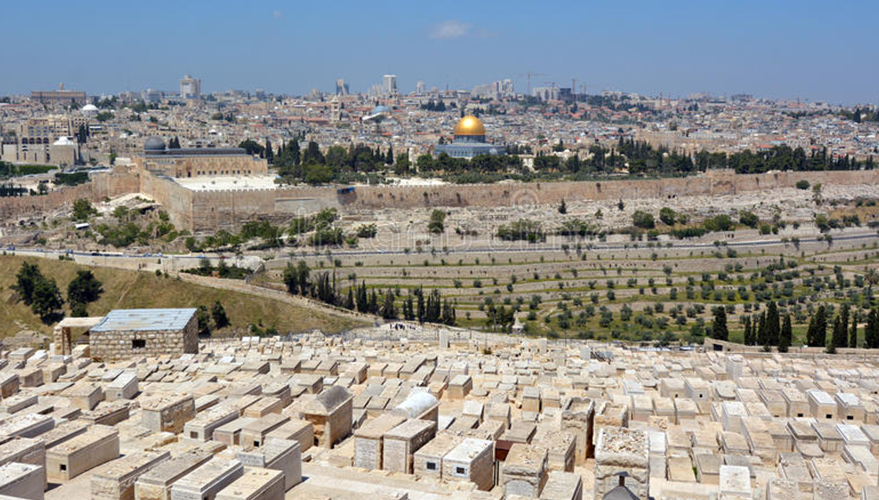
[742,315,753,345]
[849,310,859,348]
[828,315,842,353]
[779,314,792,353]
[766,302,780,346]
[866,308,879,348]
[812,305,827,348]
[757,311,769,347]
[711,307,728,341]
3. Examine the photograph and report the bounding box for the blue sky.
[1,0,876,104]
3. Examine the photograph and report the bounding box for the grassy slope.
[0,255,366,336]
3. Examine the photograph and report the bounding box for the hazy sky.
[1,0,876,104]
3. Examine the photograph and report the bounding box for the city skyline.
[0,0,877,104]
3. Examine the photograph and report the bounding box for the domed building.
[134,136,268,178]
[433,115,503,159]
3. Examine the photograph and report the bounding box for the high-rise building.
[383,74,397,97]
[335,79,349,96]
[416,80,426,95]
[179,74,201,99]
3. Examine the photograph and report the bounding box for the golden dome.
[454,115,486,136]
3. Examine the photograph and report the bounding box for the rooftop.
[91,308,197,332]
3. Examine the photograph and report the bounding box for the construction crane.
[517,72,548,96]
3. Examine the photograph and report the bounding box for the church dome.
[144,137,166,151]
[454,115,485,137]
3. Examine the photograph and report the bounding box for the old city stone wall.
[2,168,876,233]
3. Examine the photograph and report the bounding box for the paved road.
[6,229,878,263]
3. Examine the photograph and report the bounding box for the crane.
[517,72,548,96]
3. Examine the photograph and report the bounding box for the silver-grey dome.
[144,137,166,151]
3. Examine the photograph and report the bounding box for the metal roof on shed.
[90,308,197,332]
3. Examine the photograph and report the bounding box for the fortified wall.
[1,168,876,234]
[169,169,878,233]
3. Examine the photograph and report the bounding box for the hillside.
[0,255,366,337]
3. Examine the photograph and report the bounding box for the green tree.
[196,305,211,336]
[866,308,879,348]
[558,199,567,215]
[211,301,230,329]
[659,207,677,226]
[711,306,728,341]
[67,270,103,314]
[808,305,827,348]
[13,262,43,305]
[766,301,780,346]
[428,210,446,234]
[632,210,655,229]
[779,313,792,353]
[850,310,859,348]
[72,198,96,221]
[31,277,64,323]
[739,211,759,228]
[742,315,753,345]
[381,290,397,319]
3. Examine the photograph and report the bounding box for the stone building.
[302,386,353,449]
[85,309,198,361]
[134,138,268,179]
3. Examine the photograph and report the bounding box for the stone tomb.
[503,443,548,498]
[382,419,437,474]
[91,450,170,500]
[413,432,463,481]
[106,372,139,402]
[141,394,196,434]
[135,448,215,500]
[441,438,494,491]
[302,386,353,449]
[593,428,649,500]
[214,467,284,500]
[170,458,244,500]
[353,414,406,470]
[0,462,44,500]
[236,438,301,491]
[46,425,119,482]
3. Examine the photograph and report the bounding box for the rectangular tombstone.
[141,394,196,434]
[184,406,238,442]
[240,414,290,451]
[354,414,407,470]
[594,428,649,500]
[61,382,103,411]
[382,419,437,474]
[46,425,119,482]
[441,438,494,491]
[135,448,214,500]
[0,462,44,500]
[91,450,171,500]
[40,420,88,449]
[237,439,300,491]
[503,443,548,498]
[106,372,139,402]
[414,433,463,481]
[264,419,312,453]
[214,468,284,500]
[539,471,583,500]
[169,458,243,500]
[213,418,255,447]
